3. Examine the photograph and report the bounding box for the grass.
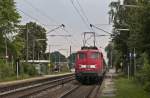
[0,74,32,82]
[101,75,150,98]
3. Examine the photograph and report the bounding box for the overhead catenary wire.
[61,28,81,46]
[90,24,112,35]
[19,0,101,49]
[70,0,91,30]
[18,5,79,48]
[75,0,91,25]
[23,0,59,25]
[17,9,49,27]
[75,0,99,45]
[21,0,82,46]
[46,24,65,34]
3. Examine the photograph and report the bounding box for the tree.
[108,0,150,92]
[0,0,20,57]
[18,22,47,60]
[11,35,25,58]
[108,0,145,73]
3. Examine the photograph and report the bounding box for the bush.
[22,63,38,76]
[0,60,15,79]
[144,82,150,92]
[135,53,150,92]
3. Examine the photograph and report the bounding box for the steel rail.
[58,85,81,98]
[0,74,74,97]
[59,76,105,98]
[0,74,74,93]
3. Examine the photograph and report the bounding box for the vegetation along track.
[0,74,75,98]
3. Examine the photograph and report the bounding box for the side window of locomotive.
[90,52,99,59]
[78,53,86,59]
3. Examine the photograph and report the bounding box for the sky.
[15,0,114,60]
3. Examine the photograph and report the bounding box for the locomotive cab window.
[78,53,86,59]
[90,52,99,59]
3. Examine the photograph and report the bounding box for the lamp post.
[4,33,8,64]
[133,48,136,75]
[26,25,29,63]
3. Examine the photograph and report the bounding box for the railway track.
[59,85,100,98]
[0,74,75,98]
[0,74,105,98]
[59,79,104,98]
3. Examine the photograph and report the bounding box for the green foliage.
[22,63,38,76]
[137,53,150,92]
[0,0,20,25]
[18,22,47,60]
[108,0,150,93]
[0,60,15,79]
[108,1,150,68]
[0,0,20,57]
[12,35,25,58]
[114,77,150,98]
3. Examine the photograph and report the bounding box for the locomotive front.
[75,49,105,83]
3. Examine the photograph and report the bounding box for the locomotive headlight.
[80,65,86,68]
[90,65,96,68]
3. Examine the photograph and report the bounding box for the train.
[75,46,106,83]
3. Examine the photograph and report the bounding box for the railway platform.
[0,72,73,87]
[101,68,117,97]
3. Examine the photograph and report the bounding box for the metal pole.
[49,45,51,73]
[70,46,72,57]
[128,53,131,79]
[32,39,35,62]
[11,56,14,69]
[5,34,8,64]
[38,51,39,60]
[134,48,136,75]
[111,49,113,68]
[83,33,86,46]
[129,52,132,77]
[59,54,60,65]
[70,46,72,69]
[26,26,29,63]
[128,64,130,79]
[49,45,51,63]
[16,60,19,78]
[93,32,96,47]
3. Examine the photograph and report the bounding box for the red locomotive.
[75,32,106,83]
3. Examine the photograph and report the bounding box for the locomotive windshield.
[78,53,86,59]
[90,52,99,59]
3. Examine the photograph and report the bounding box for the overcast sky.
[15,0,113,59]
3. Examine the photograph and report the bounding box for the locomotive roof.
[78,46,102,53]
[77,49,101,53]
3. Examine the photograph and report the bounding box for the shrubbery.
[0,60,15,79]
[135,53,150,92]
[21,63,38,76]
[0,60,39,81]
